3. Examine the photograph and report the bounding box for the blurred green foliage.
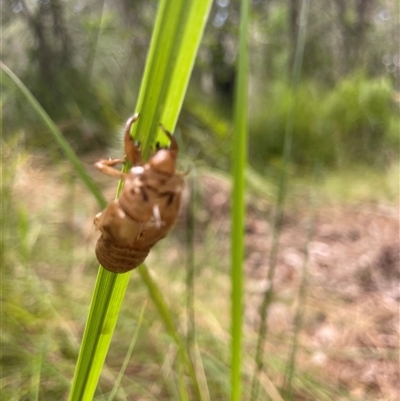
[249,72,399,171]
[2,0,399,170]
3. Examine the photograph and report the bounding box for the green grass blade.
[185,174,196,348]
[138,265,203,400]
[107,302,147,401]
[0,61,106,209]
[230,0,250,400]
[30,340,44,401]
[130,0,213,154]
[138,266,182,346]
[69,270,130,401]
[159,0,214,132]
[282,168,317,399]
[250,1,310,400]
[69,1,212,400]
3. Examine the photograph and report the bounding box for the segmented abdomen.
[95,237,150,273]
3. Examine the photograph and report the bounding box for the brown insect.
[94,114,184,273]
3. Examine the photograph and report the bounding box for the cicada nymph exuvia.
[94,114,184,273]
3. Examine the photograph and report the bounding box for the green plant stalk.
[178,361,190,401]
[130,0,186,154]
[69,1,212,399]
[131,0,213,153]
[69,270,130,401]
[0,61,107,209]
[230,0,249,400]
[250,1,310,400]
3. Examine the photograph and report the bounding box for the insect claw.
[159,123,178,150]
[127,113,140,127]
[125,114,142,165]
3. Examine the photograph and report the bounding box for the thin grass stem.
[85,0,106,82]
[282,165,319,399]
[186,174,196,349]
[138,265,203,400]
[106,302,147,401]
[250,1,310,399]
[230,0,250,400]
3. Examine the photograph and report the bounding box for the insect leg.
[94,212,102,230]
[159,124,178,150]
[95,159,126,179]
[124,114,142,166]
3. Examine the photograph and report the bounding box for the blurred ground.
[198,174,399,401]
[7,157,399,400]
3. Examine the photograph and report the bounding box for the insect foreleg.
[159,124,178,150]
[124,114,142,166]
[95,159,126,179]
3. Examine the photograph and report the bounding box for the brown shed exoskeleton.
[94,114,184,273]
